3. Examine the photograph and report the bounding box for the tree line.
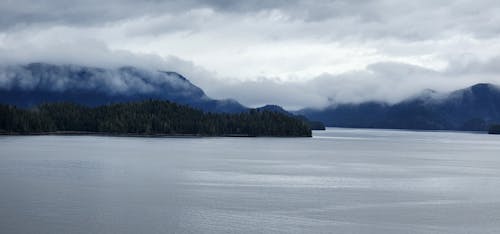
[0,100,312,137]
[489,125,500,134]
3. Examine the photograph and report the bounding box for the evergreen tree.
[0,100,312,137]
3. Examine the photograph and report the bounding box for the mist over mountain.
[298,83,500,131]
[2,62,499,132]
[0,63,246,113]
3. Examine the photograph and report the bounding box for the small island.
[0,100,312,137]
[489,125,500,134]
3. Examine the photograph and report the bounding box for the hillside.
[298,83,500,131]
[0,100,312,137]
[257,105,325,130]
[0,63,246,113]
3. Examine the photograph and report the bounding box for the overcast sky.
[1,0,500,109]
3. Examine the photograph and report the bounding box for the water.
[1,128,500,233]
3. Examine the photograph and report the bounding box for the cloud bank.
[1,0,500,109]
[0,63,204,98]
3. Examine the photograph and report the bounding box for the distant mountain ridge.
[298,83,500,131]
[3,63,498,131]
[0,63,246,113]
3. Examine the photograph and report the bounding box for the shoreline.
[0,131,311,138]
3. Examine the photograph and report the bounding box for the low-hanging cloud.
[0,39,499,109]
[203,59,500,110]
[0,62,205,99]
[1,0,500,110]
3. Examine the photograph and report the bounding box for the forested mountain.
[4,63,499,132]
[0,63,326,134]
[0,63,246,113]
[257,105,325,130]
[298,83,500,131]
[0,100,312,137]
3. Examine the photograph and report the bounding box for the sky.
[1,0,500,109]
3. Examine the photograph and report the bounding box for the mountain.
[256,105,290,115]
[298,83,500,131]
[0,63,246,113]
[257,105,325,130]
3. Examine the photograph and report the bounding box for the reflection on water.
[1,128,500,233]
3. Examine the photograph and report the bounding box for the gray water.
[1,128,500,233]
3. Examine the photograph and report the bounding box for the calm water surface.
[1,128,500,233]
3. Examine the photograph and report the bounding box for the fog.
[1,0,500,109]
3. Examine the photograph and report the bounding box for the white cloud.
[1,0,500,109]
